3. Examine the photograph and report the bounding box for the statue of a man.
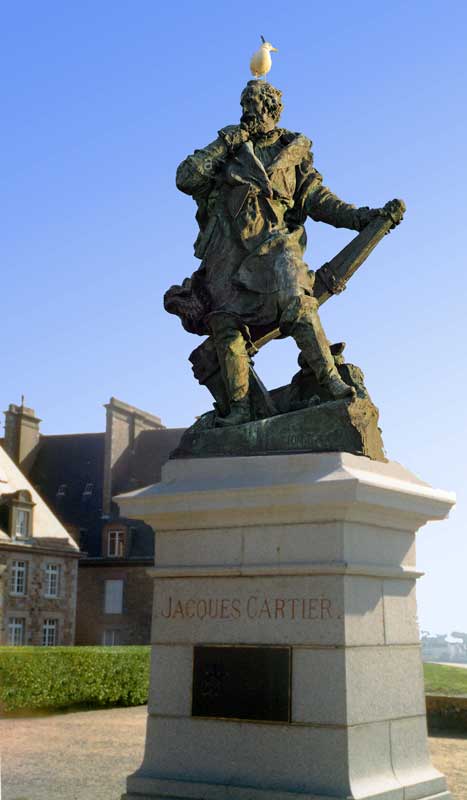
[167,81,392,426]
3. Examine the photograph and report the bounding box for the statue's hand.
[356,206,384,229]
[220,125,250,153]
[357,199,406,231]
[383,198,406,227]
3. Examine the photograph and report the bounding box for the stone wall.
[75,562,153,645]
[0,546,78,645]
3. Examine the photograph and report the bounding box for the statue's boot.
[282,298,356,401]
[216,398,251,427]
[208,314,252,426]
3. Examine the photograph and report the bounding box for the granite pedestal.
[115,452,455,800]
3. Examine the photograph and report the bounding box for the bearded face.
[240,88,279,137]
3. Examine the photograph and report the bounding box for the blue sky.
[2,0,466,634]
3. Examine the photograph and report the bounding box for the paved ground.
[0,706,465,800]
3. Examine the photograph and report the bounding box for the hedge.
[426,693,467,732]
[0,646,151,712]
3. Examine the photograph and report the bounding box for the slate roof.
[22,426,184,560]
[29,433,105,528]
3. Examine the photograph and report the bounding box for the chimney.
[3,402,41,475]
[102,397,164,515]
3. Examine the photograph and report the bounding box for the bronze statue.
[165,81,404,433]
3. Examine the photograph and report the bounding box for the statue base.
[115,452,455,800]
[172,397,385,461]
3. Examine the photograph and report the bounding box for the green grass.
[424,662,467,696]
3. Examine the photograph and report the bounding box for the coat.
[168,125,365,333]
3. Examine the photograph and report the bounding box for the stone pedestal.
[115,452,455,800]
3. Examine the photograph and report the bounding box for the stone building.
[0,441,79,645]
[1,398,183,645]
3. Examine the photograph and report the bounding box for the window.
[104,580,123,614]
[107,530,125,558]
[45,563,60,598]
[15,509,30,538]
[42,619,58,646]
[8,617,26,646]
[7,492,34,540]
[10,561,27,595]
[79,528,88,548]
[103,629,120,646]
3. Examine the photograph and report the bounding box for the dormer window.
[57,484,67,497]
[108,530,125,558]
[15,509,30,538]
[83,482,93,498]
[7,490,34,540]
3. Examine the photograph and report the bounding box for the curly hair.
[240,80,284,122]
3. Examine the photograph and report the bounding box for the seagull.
[250,35,278,79]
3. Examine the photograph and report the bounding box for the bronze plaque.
[192,645,291,722]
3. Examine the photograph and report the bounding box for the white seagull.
[250,35,278,79]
